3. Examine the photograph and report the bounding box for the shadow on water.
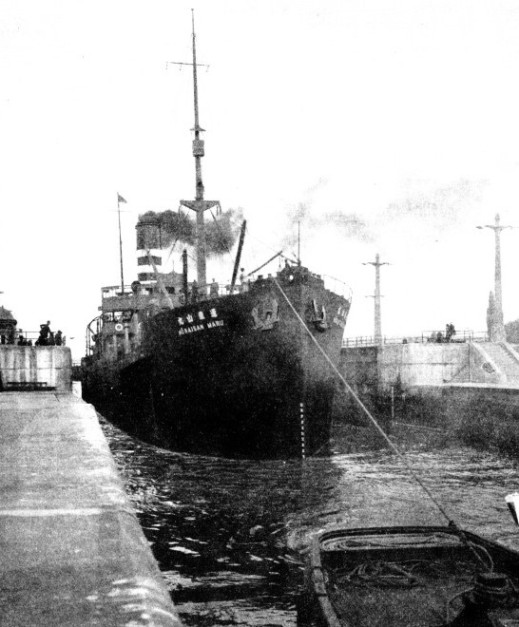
[101,416,519,626]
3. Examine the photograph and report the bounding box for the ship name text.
[177,307,225,336]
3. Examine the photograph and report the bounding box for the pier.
[0,346,181,626]
[339,337,519,438]
[341,336,519,389]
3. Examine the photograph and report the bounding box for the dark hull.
[299,525,519,627]
[83,271,349,459]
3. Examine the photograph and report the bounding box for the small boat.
[299,524,519,627]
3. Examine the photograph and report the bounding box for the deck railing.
[101,272,354,303]
[100,281,245,302]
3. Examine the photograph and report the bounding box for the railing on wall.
[1,330,68,347]
[343,330,489,348]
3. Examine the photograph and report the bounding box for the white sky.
[2,0,519,359]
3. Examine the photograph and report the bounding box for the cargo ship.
[81,15,351,459]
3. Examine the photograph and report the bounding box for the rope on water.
[273,276,494,572]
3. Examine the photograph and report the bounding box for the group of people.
[159,269,251,306]
[428,323,456,344]
[17,335,33,346]
[35,321,64,346]
[187,273,249,304]
[0,321,65,346]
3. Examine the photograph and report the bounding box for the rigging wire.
[273,276,453,527]
[164,236,180,266]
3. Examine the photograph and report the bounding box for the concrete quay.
[339,340,519,431]
[0,391,181,626]
[341,340,519,390]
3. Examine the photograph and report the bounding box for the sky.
[2,0,519,359]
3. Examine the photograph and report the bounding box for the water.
[101,419,519,626]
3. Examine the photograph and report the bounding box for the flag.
[117,193,127,204]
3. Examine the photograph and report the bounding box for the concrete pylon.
[487,290,506,342]
[477,214,511,342]
[363,254,389,346]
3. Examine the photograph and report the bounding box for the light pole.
[476,213,512,341]
[363,254,389,345]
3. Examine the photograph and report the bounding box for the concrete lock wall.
[0,346,72,391]
[377,344,469,388]
[0,392,182,626]
[376,343,505,389]
[339,343,519,430]
[465,343,503,385]
[340,343,507,393]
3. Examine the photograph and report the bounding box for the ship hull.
[83,271,349,459]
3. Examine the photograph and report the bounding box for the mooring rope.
[273,276,495,572]
[273,277,461,529]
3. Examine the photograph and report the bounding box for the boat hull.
[82,271,350,459]
[299,525,519,627]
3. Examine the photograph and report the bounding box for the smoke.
[278,176,376,251]
[316,211,373,241]
[382,179,485,235]
[205,209,244,256]
[139,210,195,246]
[282,202,374,248]
[278,179,484,257]
[287,202,309,224]
[138,207,244,256]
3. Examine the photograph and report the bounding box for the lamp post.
[476,214,512,341]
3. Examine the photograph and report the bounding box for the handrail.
[343,331,489,348]
[100,270,354,302]
[0,330,68,347]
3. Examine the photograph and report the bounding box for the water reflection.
[101,418,519,626]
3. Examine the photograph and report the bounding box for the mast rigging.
[179,9,220,292]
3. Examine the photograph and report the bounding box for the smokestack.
[136,219,163,284]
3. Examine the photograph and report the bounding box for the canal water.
[101,418,519,626]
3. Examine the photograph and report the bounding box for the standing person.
[239,268,248,293]
[445,323,456,342]
[37,321,51,346]
[210,279,219,298]
[191,280,198,303]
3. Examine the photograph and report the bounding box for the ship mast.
[180,10,219,292]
